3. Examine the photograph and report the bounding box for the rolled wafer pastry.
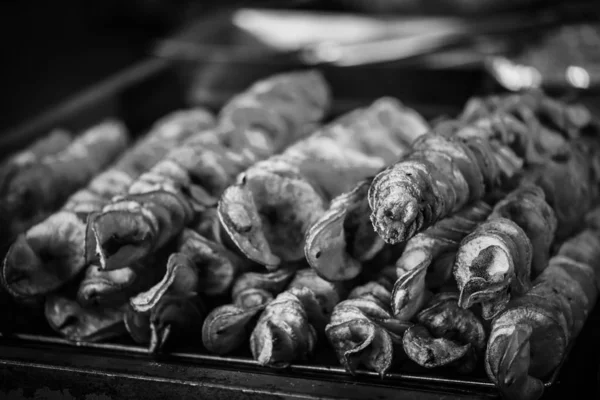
[0,120,128,232]
[326,268,411,376]
[391,201,492,321]
[402,292,486,374]
[485,210,600,400]
[91,71,331,272]
[0,129,73,242]
[520,141,597,242]
[123,248,206,353]
[250,269,344,367]
[368,122,521,245]
[454,147,597,320]
[2,110,213,299]
[202,265,297,355]
[129,228,251,313]
[221,98,428,269]
[368,90,596,247]
[304,102,430,281]
[460,90,592,141]
[453,184,558,320]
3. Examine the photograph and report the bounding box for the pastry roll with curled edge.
[129,226,251,312]
[90,71,331,272]
[304,104,430,281]
[460,90,592,142]
[368,89,595,247]
[454,141,599,320]
[485,209,600,400]
[520,139,598,242]
[123,244,207,353]
[391,201,492,321]
[368,116,525,246]
[453,184,557,320]
[202,265,297,355]
[2,110,213,300]
[250,269,344,367]
[326,268,411,377]
[402,292,486,374]
[220,98,429,269]
[0,129,73,243]
[0,121,127,249]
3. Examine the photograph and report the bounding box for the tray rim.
[0,331,569,392]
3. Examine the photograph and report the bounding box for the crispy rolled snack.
[391,201,492,321]
[368,90,594,247]
[402,292,486,374]
[250,269,344,367]
[1,110,212,299]
[453,185,554,321]
[202,265,297,355]
[454,216,533,320]
[304,179,382,282]
[488,184,557,276]
[129,228,250,314]
[458,97,575,163]
[304,106,430,281]
[91,71,331,271]
[485,218,600,400]
[454,171,594,320]
[221,98,428,269]
[0,120,128,233]
[368,121,523,245]
[124,252,206,353]
[0,129,72,243]
[460,90,591,141]
[45,293,128,343]
[521,142,597,242]
[326,269,411,376]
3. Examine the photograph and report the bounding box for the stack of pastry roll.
[367,90,593,248]
[2,110,213,302]
[35,110,214,341]
[402,292,486,374]
[125,226,251,351]
[453,184,557,319]
[368,122,520,247]
[326,267,410,376]
[88,71,330,273]
[219,97,430,270]
[485,208,600,400]
[123,243,207,353]
[391,201,492,322]
[250,268,344,367]
[125,96,430,351]
[116,71,331,350]
[459,90,591,144]
[0,121,128,251]
[312,115,520,283]
[454,139,599,320]
[0,129,73,244]
[201,265,297,355]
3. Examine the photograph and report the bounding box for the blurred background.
[1,0,599,131]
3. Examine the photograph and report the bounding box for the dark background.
[0,0,207,132]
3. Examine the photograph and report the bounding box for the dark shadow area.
[0,0,202,132]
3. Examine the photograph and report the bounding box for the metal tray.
[0,52,595,399]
